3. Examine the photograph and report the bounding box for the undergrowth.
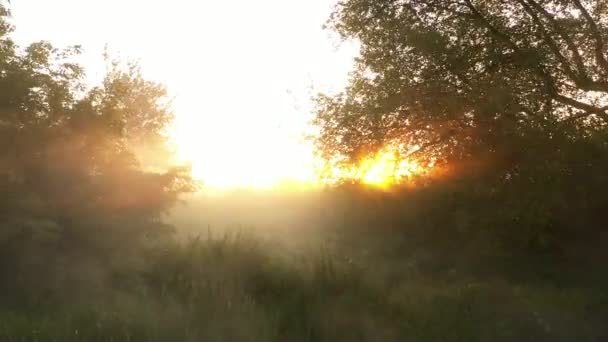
[1,231,606,342]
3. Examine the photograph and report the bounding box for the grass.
[0,229,606,342]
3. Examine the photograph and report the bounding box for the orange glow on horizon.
[173,142,430,192]
[320,146,429,189]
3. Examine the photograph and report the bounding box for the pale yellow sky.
[10,0,357,188]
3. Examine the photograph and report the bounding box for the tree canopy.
[0,5,193,302]
[315,0,608,171]
[315,0,608,249]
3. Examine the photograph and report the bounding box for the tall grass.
[0,230,606,341]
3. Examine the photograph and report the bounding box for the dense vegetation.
[0,3,194,309]
[315,0,608,251]
[0,1,607,341]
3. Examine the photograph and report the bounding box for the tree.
[0,6,194,303]
[315,0,608,249]
[315,0,608,169]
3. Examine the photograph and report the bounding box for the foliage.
[0,6,194,305]
[315,0,608,249]
[0,233,606,341]
[316,0,608,162]
[0,1,607,340]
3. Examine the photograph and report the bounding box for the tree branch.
[462,0,518,50]
[405,132,455,158]
[463,0,608,123]
[525,0,589,79]
[554,94,608,122]
[463,0,561,97]
[516,0,581,84]
[524,0,608,92]
[571,0,608,75]
[561,105,608,123]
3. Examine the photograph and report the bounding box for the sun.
[318,146,427,189]
[171,122,428,190]
[12,0,427,191]
[169,118,318,190]
[359,150,424,188]
[152,2,359,191]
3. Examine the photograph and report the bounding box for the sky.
[10,0,357,188]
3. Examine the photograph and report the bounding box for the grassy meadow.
[2,187,606,342]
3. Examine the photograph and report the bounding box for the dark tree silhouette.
[315,0,608,168]
[315,0,608,249]
[0,6,194,303]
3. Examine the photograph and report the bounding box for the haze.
[3,1,608,339]
[11,0,357,189]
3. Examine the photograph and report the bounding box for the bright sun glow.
[359,150,424,187]
[10,0,427,190]
[322,146,427,189]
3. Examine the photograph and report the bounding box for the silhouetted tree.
[0,6,194,304]
[316,0,608,165]
[315,0,608,249]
